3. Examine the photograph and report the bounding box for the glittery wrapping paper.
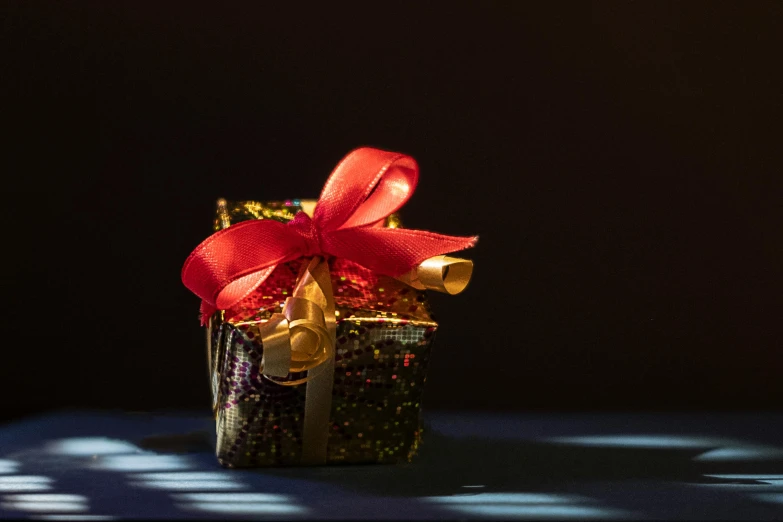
[207,200,436,467]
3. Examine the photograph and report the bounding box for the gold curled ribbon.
[394,255,474,295]
[259,257,336,385]
[256,256,336,465]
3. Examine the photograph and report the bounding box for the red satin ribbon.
[182,147,478,324]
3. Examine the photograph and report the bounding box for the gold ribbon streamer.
[254,254,472,465]
[257,256,336,465]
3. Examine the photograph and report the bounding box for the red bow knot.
[287,212,324,258]
[182,147,478,325]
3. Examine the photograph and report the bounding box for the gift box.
[183,147,477,467]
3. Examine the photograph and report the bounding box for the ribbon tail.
[325,227,478,277]
[200,301,217,327]
[298,257,336,465]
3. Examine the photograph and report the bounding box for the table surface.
[1,410,782,520]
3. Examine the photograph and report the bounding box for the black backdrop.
[2,2,781,423]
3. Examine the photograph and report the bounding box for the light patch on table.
[0,476,53,492]
[692,475,783,489]
[172,493,291,503]
[0,459,19,474]
[753,493,783,504]
[1,500,87,513]
[694,445,783,461]
[133,472,233,482]
[178,502,308,515]
[692,481,783,489]
[129,471,246,491]
[47,438,141,457]
[131,479,246,491]
[90,454,191,472]
[3,495,87,503]
[422,492,628,519]
[704,474,783,481]
[546,434,730,449]
[30,513,117,520]
[441,504,626,518]
[423,493,584,504]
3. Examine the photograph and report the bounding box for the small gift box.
[183,148,477,467]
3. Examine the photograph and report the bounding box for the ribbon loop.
[314,148,419,231]
[258,314,292,378]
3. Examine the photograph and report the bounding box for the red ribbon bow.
[182,147,478,324]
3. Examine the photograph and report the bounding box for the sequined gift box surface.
[207,199,438,467]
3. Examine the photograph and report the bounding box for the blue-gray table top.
[1,411,782,520]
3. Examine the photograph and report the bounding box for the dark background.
[2,2,781,424]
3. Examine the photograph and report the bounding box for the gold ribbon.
[256,256,336,465]
[255,254,472,465]
[394,255,474,294]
